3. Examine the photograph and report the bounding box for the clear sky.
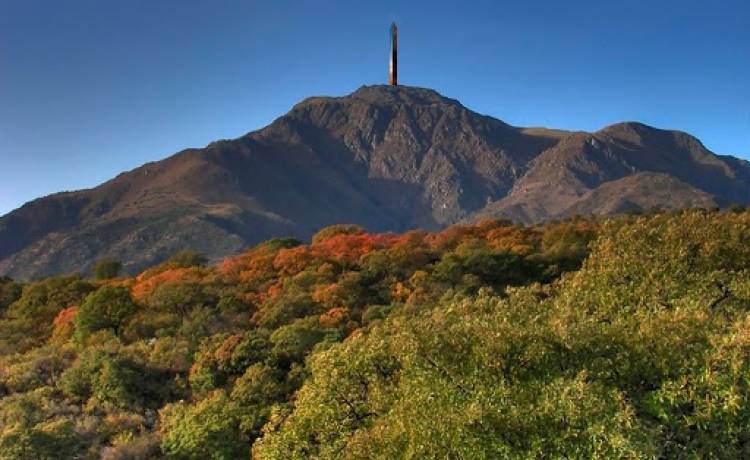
[1,0,748,216]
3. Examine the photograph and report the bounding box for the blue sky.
[1,0,748,216]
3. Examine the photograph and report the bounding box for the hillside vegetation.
[0,210,748,458]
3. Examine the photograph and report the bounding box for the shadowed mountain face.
[2,85,749,279]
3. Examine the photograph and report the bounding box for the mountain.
[2,85,749,280]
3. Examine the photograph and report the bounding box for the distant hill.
[2,85,749,279]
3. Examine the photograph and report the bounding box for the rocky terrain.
[2,85,749,279]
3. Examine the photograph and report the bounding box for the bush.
[0,389,83,459]
[0,418,82,460]
[100,433,160,460]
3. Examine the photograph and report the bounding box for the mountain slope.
[475,123,750,222]
[1,85,749,279]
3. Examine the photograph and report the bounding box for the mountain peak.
[291,85,463,113]
[596,121,712,154]
[349,85,460,106]
[2,87,750,280]
[599,120,677,138]
[598,121,656,134]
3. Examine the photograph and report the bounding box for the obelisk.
[389,23,398,85]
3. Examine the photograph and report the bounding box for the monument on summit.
[389,23,398,85]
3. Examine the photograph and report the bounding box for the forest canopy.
[0,209,748,458]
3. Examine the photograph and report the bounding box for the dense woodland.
[0,209,749,458]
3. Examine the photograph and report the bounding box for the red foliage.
[131,267,207,302]
[219,250,277,284]
[319,307,351,329]
[426,224,484,250]
[214,333,242,365]
[51,306,78,343]
[312,233,398,263]
[217,257,242,277]
[258,281,284,303]
[98,278,134,289]
[391,281,411,302]
[474,218,514,234]
[273,246,315,277]
[486,226,540,255]
[312,283,342,308]
[391,230,430,249]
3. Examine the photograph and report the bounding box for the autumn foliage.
[51,305,78,343]
[17,211,750,458]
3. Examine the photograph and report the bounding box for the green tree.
[6,275,94,321]
[169,250,208,268]
[148,281,217,316]
[432,248,535,291]
[74,286,138,341]
[0,277,21,310]
[269,317,332,365]
[160,391,247,460]
[0,418,81,460]
[312,224,365,244]
[231,363,287,438]
[59,350,144,409]
[92,258,123,280]
[1,275,94,350]
[0,389,83,459]
[254,292,656,459]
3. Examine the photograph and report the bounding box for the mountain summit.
[2,85,749,279]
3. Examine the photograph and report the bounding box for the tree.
[160,391,247,460]
[92,258,123,280]
[432,248,535,291]
[0,418,81,460]
[0,277,21,310]
[58,349,159,410]
[169,250,208,268]
[6,275,94,321]
[1,275,94,349]
[269,317,331,365]
[253,293,656,459]
[231,364,287,438]
[74,286,138,341]
[311,224,365,244]
[3,209,750,458]
[147,281,216,316]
